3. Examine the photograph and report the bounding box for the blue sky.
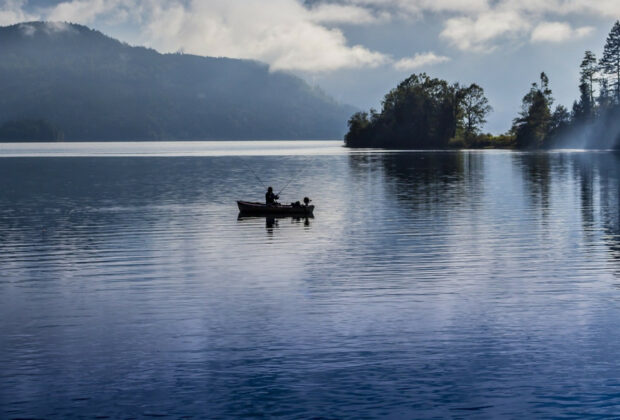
[2,0,618,133]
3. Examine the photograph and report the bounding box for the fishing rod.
[277,163,311,197]
[241,159,269,190]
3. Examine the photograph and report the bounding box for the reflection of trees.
[348,151,483,211]
[515,151,620,272]
[575,153,620,269]
[512,153,554,218]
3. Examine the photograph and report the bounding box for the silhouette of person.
[265,186,279,205]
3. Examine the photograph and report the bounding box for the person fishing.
[265,186,279,206]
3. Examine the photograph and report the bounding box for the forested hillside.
[0,22,354,141]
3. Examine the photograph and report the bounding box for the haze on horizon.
[2,0,618,134]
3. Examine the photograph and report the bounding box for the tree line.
[346,21,620,150]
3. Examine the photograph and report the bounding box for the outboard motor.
[303,197,311,206]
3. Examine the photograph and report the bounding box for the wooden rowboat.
[237,201,314,216]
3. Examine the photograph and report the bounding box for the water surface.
[2,142,620,418]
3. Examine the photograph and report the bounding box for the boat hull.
[237,201,314,216]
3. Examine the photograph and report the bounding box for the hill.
[0,22,355,141]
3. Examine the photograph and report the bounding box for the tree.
[344,112,371,147]
[573,81,593,123]
[579,50,598,118]
[598,77,613,110]
[460,83,492,141]
[600,20,620,104]
[513,72,554,149]
[345,73,463,149]
[549,105,570,140]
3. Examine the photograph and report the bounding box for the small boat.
[237,201,314,216]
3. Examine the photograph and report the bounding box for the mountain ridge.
[0,21,355,141]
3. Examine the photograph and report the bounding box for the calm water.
[2,142,620,418]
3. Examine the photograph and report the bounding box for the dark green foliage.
[347,20,620,150]
[597,78,613,110]
[345,74,491,149]
[448,133,515,149]
[0,119,64,141]
[512,73,554,149]
[600,21,620,104]
[579,51,599,115]
[556,22,620,149]
[572,81,593,123]
[344,112,373,146]
[575,51,598,121]
[0,22,354,141]
[548,105,571,139]
[460,83,493,142]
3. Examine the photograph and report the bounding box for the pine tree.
[598,78,612,110]
[600,21,620,104]
[580,50,597,116]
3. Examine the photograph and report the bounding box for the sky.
[1,0,619,133]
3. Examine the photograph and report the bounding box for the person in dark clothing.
[265,186,279,205]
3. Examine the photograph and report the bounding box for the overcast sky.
[2,0,619,133]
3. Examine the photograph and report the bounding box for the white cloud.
[320,0,615,51]
[0,0,614,69]
[306,3,388,24]
[0,0,35,26]
[335,0,490,18]
[136,0,389,72]
[18,21,77,36]
[394,52,450,70]
[498,0,620,19]
[0,0,390,72]
[440,10,531,52]
[531,21,594,43]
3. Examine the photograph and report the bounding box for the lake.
[2,141,620,418]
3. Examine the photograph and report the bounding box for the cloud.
[317,0,615,51]
[330,0,490,19]
[306,3,388,24]
[394,52,450,70]
[0,0,615,70]
[18,21,77,36]
[0,0,35,26]
[136,0,390,72]
[18,0,387,72]
[440,10,531,52]
[45,0,139,25]
[530,21,594,43]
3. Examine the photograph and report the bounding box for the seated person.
[265,186,279,205]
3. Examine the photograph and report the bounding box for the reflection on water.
[237,215,312,233]
[3,145,620,417]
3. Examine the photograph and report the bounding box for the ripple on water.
[2,148,620,417]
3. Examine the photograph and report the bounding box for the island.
[345,21,620,150]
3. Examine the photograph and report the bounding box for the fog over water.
[2,142,620,418]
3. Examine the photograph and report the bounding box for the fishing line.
[277,160,312,197]
[241,159,269,190]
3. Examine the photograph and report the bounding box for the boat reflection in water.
[237,213,313,231]
[237,199,314,233]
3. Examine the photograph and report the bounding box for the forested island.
[345,21,620,150]
[0,22,354,141]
